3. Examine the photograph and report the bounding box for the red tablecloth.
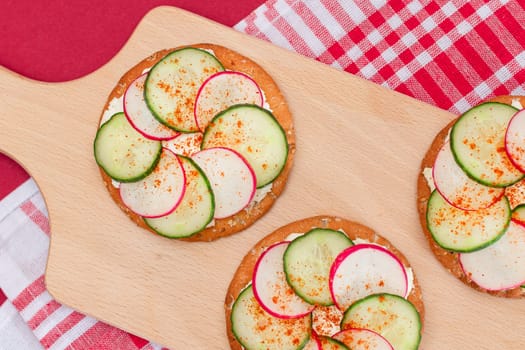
[1,1,524,349]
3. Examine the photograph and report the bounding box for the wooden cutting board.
[1,6,523,349]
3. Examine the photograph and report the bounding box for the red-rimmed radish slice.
[433,141,504,210]
[312,305,343,337]
[192,147,256,219]
[330,244,407,311]
[504,178,525,208]
[332,329,393,350]
[119,149,186,218]
[317,336,349,350]
[459,220,525,291]
[505,109,525,173]
[162,132,203,157]
[230,285,312,350]
[253,241,315,319]
[143,156,214,238]
[194,71,263,131]
[303,331,322,350]
[123,73,179,140]
[513,205,525,227]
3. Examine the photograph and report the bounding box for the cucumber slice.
[144,48,224,132]
[459,220,525,291]
[202,104,288,188]
[231,285,312,350]
[318,336,349,350]
[283,229,353,306]
[144,156,214,238]
[450,102,523,187]
[303,332,321,350]
[94,112,161,182]
[341,294,421,350]
[426,190,511,252]
[513,204,525,227]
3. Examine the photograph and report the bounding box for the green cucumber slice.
[318,336,349,350]
[231,285,311,350]
[283,229,353,306]
[144,156,214,238]
[341,293,421,350]
[202,104,288,188]
[144,48,224,132]
[94,112,161,182]
[512,204,525,226]
[426,190,511,252]
[450,102,523,187]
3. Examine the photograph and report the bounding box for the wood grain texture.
[0,6,523,349]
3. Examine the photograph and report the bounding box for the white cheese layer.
[423,167,435,192]
[511,98,523,110]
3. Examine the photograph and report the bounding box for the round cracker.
[417,95,525,298]
[224,215,425,350]
[97,44,295,242]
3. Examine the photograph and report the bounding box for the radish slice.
[505,109,525,173]
[119,149,186,218]
[332,329,393,350]
[124,73,179,140]
[513,205,525,227]
[192,147,256,219]
[252,241,315,319]
[459,220,525,290]
[303,331,322,350]
[312,305,343,337]
[194,71,263,131]
[330,244,408,311]
[162,132,203,157]
[433,141,504,210]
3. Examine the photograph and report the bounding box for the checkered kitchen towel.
[1,1,524,348]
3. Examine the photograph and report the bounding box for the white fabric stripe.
[337,0,369,25]
[0,179,38,222]
[30,192,48,215]
[48,316,96,350]
[0,300,43,350]
[252,8,294,51]
[19,291,53,322]
[234,20,247,32]
[33,305,73,339]
[304,1,346,39]
[150,343,164,350]
[273,0,326,55]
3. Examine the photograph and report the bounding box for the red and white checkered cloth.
[1,1,524,348]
